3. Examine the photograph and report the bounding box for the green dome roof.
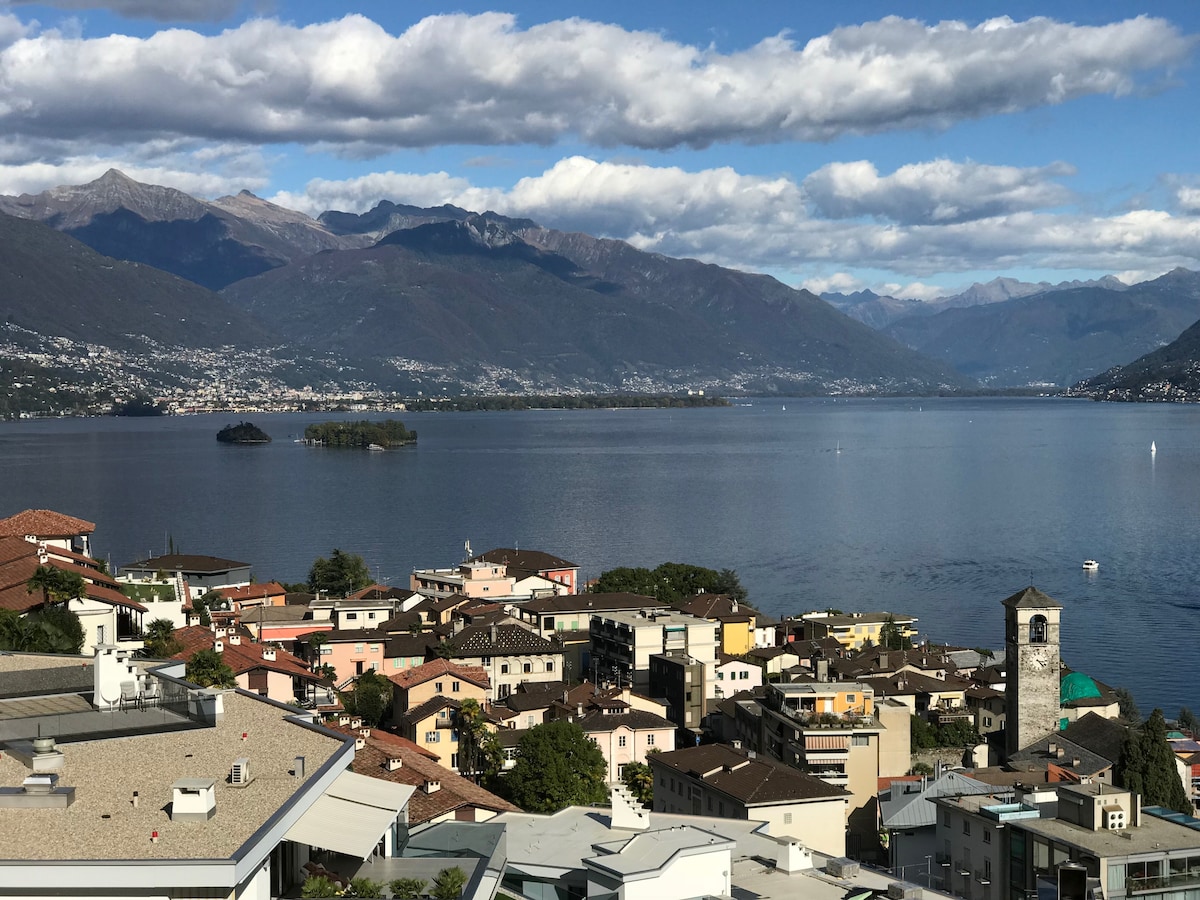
[1061,671,1103,703]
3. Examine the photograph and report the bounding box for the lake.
[0,397,1194,716]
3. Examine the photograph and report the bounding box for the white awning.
[286,770,415,859]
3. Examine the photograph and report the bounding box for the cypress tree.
[1139,709,1192,814]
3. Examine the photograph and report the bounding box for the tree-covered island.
[216,421,271,443]
[303,419,417,448]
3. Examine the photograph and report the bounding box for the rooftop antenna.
[464,539,472,562]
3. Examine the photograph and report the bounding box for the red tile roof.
[218,582,286,603]
[0,537,141,613]
[0,509,96,538]
[168,625,320,681]
[335,727,520,824]
[389,658,491,690]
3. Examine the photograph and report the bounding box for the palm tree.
[26,565,85,608]
[143,618,182,657]
[26,565,58,607]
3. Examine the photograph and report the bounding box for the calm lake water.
[1,397,1195,715]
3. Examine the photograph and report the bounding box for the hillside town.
[2,508,1198,900]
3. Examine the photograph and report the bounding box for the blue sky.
[1,1,1198,298]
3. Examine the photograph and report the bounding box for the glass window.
[355,643,364,654]
[964,820,971,835]
[523,663,532,673]
[368,612,376,620]
[846,694,856,703]
[647,734,656,745]
[984,828,992,844]
[452,681,460,692]
[435,681,444,692]
[501,664,509,674]
[618,736,627,747]
[425,731,438,743]
[547,661,555,672]
[345,612,357,620]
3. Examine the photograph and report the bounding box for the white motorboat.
[1082,559,1099,571]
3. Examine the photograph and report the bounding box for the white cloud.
[0,12,1189,150]
[274,156,1200,281]
[803,159,1076,224]
[800,273,864,295]
[0,12,30,48]
[1178,186,1200,214]
[8,0,242,21]
[881,282,949,302]
[0,140,269,196]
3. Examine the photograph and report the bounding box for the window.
[846,694,856,703]
[545,617,555,630]
[963,820,971,836]
[451,752,459,768]
[354,643,364,654]
[942,811,950,827]
[984,828,992,844]
[1030,614,1048,644]
[481,656,491,666]
[500,663,509,674]
[852,734,870,746]
[717,671,725,680]
[647,734,656,745]
[438,709,449,719]
[523,662,532,674]
[546,661,554,672]
[369,644,379,653]
[707,796,713,810]
[435,681,444,693]
[618,736,627,747]
[783,812,793,824]
[452,681,460,693]
[984,716,992,727]
[345,612,358,621]
[425,732,439,743]
[739,670,749,680]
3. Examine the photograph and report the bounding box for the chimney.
[1057,747,1066,759]
[228,633,241,645]
[490,623,498,644]
[1072,757,1081,767]
[359,727,371,739]
[355,737,366,751]
[386,757,403,771]
[170,778,217,821]
[293,756,306,779]
[214,639,224,653]
[422,779,441,794]
[262,646,277,661]
[350,717,362,729]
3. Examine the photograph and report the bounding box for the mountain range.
[3,169,1200,399]
[0,172,971,397]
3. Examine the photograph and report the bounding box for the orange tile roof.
[168,625,320,681]
[218,582,286,603]
[388,658,491,691]
[335,727,519,824]
[0,509,96,538]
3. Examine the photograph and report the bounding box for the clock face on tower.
[1028,647,1051,671]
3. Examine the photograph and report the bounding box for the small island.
[303,419,417,449]
[216,421,272,444]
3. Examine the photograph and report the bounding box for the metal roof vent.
[170,778,217,821]
[827,858,859,879]
[229,757,253,787]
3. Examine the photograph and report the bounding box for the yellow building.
[799,611,918,651]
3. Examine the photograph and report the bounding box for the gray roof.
[1001,586,1062,610]
[880,771,995,830]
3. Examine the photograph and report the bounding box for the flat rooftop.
[0,690,348,861]
[494,807,957,900]
[1017,813,1200,857]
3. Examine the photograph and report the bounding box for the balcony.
[935,853,952,868]
[976,870,991,885]
[1128,871,1200,894]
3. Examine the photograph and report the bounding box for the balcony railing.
[935,853,952,868]
[976,870,991,885]
[1128,871,1200,894]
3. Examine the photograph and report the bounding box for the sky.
[1,1,1199,298]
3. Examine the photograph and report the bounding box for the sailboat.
[836,441,841,455]
[1151,441,1157,455]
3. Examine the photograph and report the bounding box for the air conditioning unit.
[1105,808,1127,830]
[888,882,923,900]
[230,757,252,787]
[827,858,860,878]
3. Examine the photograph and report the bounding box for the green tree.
[0,606,85,654]
[308,549,371,597]
[186,648,237,688]
[591,562,747,604]
[910,714,938,750]
[1116,708,1191,814]
[1115,686,1142,726]
[878,614,910,651]
[26,565,86,607]
[506,720,608,813]
[344,669,392,727]
[389,878,428,900]
[1179,707,1199,735]
[621,761,654,806]
[430,866,467,900]
[143,618,182,657]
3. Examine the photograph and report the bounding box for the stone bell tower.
[1003,586,1062,759]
